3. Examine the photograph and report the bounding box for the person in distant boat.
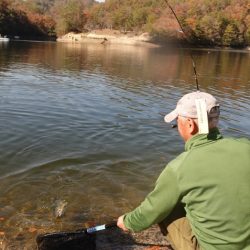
[117,91,250,250]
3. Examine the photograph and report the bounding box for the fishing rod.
[164,0,200,91]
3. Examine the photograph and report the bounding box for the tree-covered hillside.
[0,0,249,47]
[0,0,93,37]
[87,0,250,47]
[0,0,55,37]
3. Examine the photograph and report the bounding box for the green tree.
[53,0,87,35]
[222,23,240,46]
[87,3,106,29]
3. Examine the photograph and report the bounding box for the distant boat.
[0,36,10,42]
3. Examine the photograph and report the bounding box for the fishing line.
[164,0,200,91]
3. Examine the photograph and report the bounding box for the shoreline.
[4,29,250,51]
[57,29,162,47]
[57,30,250,51]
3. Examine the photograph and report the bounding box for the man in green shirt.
[117,91,250,250]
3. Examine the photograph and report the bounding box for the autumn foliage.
[0,0,55,37]
[87,0,250,47]
[0,0,249,47]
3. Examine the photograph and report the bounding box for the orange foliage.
[154,9,179,34]
[224,3,248,22]
[26,12,55,33]
[5,0,55,36]
[186,17,197,30]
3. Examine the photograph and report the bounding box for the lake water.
[0,41,249,249]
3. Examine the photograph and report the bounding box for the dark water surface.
[0,41,249,249]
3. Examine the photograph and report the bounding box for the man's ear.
[188,118,198,135]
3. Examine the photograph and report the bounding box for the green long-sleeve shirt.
[124,129,250,250]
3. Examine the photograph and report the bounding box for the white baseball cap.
[164,91,220,123]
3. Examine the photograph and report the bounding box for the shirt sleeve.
[123,166,181,232]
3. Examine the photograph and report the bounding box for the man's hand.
[117,215,129,231]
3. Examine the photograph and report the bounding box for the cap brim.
[164,110,178,123]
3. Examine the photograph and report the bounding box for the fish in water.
[53,200,68,218]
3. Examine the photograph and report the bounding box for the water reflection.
[0,41,249,249]
[1,42,249,93]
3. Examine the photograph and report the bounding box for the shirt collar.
[185,128,223,151]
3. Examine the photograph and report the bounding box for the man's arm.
[117,166,181,232]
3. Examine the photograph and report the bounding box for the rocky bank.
[57,29,157,46]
